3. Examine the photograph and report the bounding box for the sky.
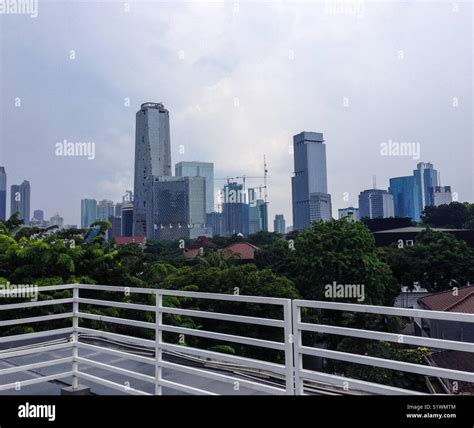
[0,0,473,228]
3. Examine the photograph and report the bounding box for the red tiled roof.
[114,236,146,245]
[224,242,260,260]
[184,248,201,260]
[419,285,474,313]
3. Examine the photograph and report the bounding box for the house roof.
[418,285,474,313]
[114,236,146,245]
[224,242,260,260]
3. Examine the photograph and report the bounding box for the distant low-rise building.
[434,186,453,207]
[338,207,359,221]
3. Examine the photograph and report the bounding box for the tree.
[421,202,470,229]
[381,229,474,293]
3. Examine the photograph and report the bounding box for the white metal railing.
[0,284,473,395]
[292,300,474,395]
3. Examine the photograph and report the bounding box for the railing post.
[155,290,163,395]
[283,300,295,395]
[292,300,303,395]
[72,285,79,389]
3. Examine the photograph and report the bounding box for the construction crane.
[235,175,265,192]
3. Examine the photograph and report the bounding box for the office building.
[414,162,438,213]
[206,212,224,236]
[147,176,211,241]
[49,213,64,229]
[121,203,134,237]
[389,176,421,221]
[133,102,171,236]
[10,180,30,225]
[291,132,332,230]
[33,209,44,225]
[175,161,214,213]
[0,167,6,221]
[274,214,286,234]
[338,207,360,221]
[81,199,97,228]
[222,182,249,236]
[97,200,115,222]
[359,189,394,219]
[108,216,122,241]
[434,186,453,206]
[248,188,268,234]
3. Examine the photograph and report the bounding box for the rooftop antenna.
[438,171,441,186]
[373,175,377,190]
[264,155,268,203]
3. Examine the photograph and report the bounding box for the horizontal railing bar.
[0,371,73,392]
[159,378,217,395]
[0,312,73,328]
[161,343,286,375]
[77,284,156,295]
[77,342,155,365]
[0,342,72,359]
[299,369,425,395]
[33,285,76,292]
[298,322,474,353]
[299,346,474,383]
[77,298,153,312]
[161,325,285,351]
[77,312,155,330]
[0,328,74,344]
[76,356,155,384]
[77,371,150,395]
[0,357,73,376]
[294,300,474,323]
[160,360,286,395]
[160,289,288,305]
[161,307,284,328]
[0,298,73,311]
[76,327,154,347]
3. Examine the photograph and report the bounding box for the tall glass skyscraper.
[97,200,115,221]
[0,167,6,221]
[10,180,30,225]
[389,176,421,221]
[291,132,332,230]
[414,162,438,214]
[175,161,214,214]
[133,102,171,236]
[81,199,97,228]
[222,182,249,236]
[273,214,286,234]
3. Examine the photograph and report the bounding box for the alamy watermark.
[55,139,95,160]
[325,281,365,302]
[0,0,38,18]
[380,139,420,160]
[0,282,38,302]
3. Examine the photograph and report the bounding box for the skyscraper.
[358,189,394,219]
[10,180,30,225]
[273,214,286,234]
[291,132,332,230]
[175,161,214,214]
[133,102,171,236]
[147,176,210,241]
[97,200,115,221]
[0,167,6,221]
[121,203,134,237]
[389,176,421,221]
[81,199,97,228]
[248,188,267,234]
[414,162,438,214]
[222,182,249,236]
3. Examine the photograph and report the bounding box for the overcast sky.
[1,0,472,228]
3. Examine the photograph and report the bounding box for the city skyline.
[1,1,472,227]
